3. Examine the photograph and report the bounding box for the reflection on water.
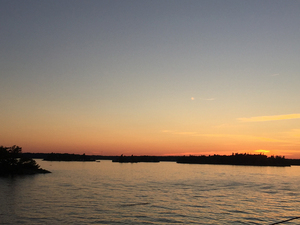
[1,160,300,224]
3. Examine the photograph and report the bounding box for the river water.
[0,160,299,224]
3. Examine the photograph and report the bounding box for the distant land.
[21,152,300,167]
[43,153,96,162]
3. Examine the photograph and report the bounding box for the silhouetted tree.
[0,145,50,175]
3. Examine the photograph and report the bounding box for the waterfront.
[1,160,299,224]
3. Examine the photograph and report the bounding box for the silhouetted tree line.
[13,151,300,166]
[43,153,96,161]
[113,155,160,163]
[177,153,290,166]
[21,153,180,162]
[0,145,50,176]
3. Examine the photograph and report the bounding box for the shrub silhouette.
[0,145,50,176]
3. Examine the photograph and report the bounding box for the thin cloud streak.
[161,130,283,143]
[190,98,215,101]
[199,98,215,101]
[238,114,300,122]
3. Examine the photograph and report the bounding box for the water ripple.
[1,161,300,224]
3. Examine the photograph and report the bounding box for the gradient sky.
[1,0,300,157]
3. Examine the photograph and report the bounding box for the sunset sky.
[1,0,300,158]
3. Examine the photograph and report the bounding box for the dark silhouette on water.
[112,154,160,163]
[269,216,300,225]
[177,153,290,166]
[0,145,50,176]
[110,153,292,166]
[43,153,96,161]
[18,152,300,166]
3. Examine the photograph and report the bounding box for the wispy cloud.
[161,130,282,142]
[270,73,279,76]
[213,123,231,128]
[190,97,215,101]
[286,129,300,138]
[162,130,198,136]
[200,98,215,101]
[238,114,300,122]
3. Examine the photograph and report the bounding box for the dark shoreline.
[21,152,300,166]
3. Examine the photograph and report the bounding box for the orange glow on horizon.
[254,149,271,155]
[3,117,299,158]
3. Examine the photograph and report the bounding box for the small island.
[177,153,290,167]
[0,145,50,176]
[112,155,160,163]
[43,153,96,161]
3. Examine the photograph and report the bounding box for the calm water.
[1,160,300,224]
